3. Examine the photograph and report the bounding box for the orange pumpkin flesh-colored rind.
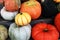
[20,1,42,19]
[5,0,19,12]
[32,23,59,40]
[55,13,60,32]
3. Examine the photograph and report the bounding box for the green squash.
[0,25,8,40]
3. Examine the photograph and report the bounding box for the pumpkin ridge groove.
[21,16,24,25]
[23,28,28,40]
[17,14,20,25]
[23,14,28,24]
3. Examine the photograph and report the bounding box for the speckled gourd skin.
[0,25,8,40]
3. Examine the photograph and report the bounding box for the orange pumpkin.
[15,12,31,26]
[55,13,60,32]
[54,0,60,3]
[32,23,59,40]
[0,0,3,4]
[4,0,21,11]
[20,1,41,19]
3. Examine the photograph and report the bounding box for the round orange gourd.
[32,23,59,40]
[20,1,41,19]
[55,13,60,32]
[4,0,21,11]
[15,12,31,26]
[0,0,3,4]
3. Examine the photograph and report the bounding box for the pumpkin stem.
[20,13,22,15]
[43,29,48,32]
[17,25,22,27]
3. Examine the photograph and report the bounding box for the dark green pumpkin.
[40,0,58,18]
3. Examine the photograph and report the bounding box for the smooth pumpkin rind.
[20,1,41,19]
[55,13,60,32]
[5,0,21,11]
[32,23,59,40]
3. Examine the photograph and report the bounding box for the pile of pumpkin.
[0,0,60,40]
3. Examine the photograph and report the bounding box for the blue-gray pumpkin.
[9,23,31,40]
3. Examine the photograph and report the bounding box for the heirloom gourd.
[0,25,8,40]
[15,12,31,26]
[9,23,31,40]
[55,13,60,32]
[1,7,18,20]
[20,0,41,19]
[4,0,21,11]
[32,23,59,40]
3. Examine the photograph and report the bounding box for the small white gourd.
[9,23,31,40]
[1,7,18,20]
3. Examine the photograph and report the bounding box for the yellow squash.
[15,12,31,26]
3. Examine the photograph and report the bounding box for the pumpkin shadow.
[30,18,53,27]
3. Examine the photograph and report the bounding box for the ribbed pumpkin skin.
[55,13,60,32]
[5,0,21,11]
[9,23,31,40]
[15,12,31,26]
[20,1,41,19]
[32,23,59,40]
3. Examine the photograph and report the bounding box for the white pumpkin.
[9,23,31,40]
[1,7,18,20]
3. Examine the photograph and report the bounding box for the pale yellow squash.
[15,12,31,26]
